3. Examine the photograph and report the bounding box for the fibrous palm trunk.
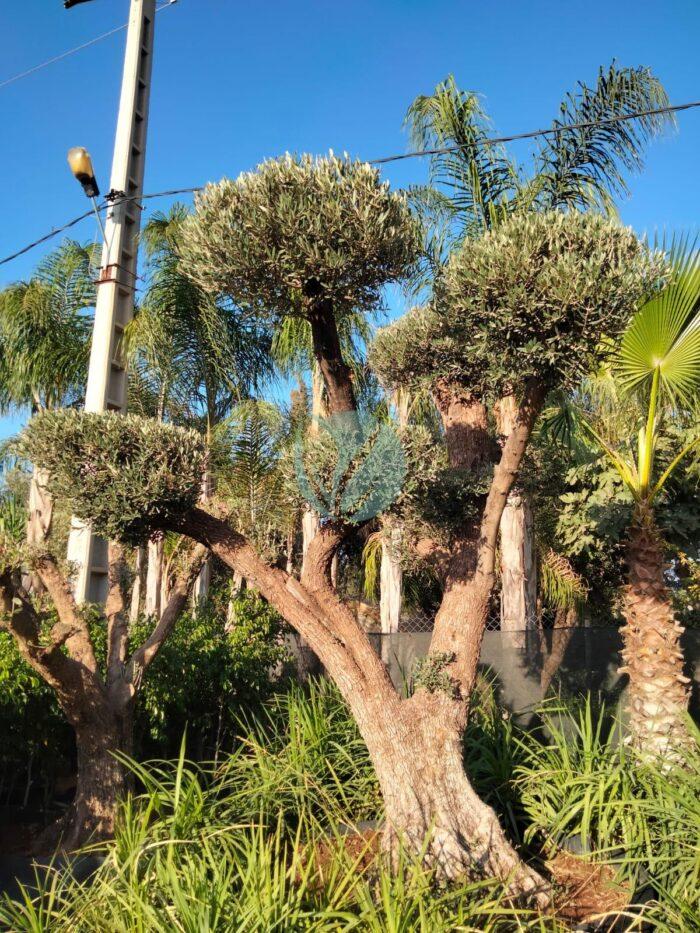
[621,508,690,762]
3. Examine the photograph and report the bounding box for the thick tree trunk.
[621,511,690,762]
[170,508,549,904]
[40,704,133,852]
[366,695,548,906]
[496,395,537,639]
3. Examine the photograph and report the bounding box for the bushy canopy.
[20,411,205,545]
[371,211,664,398]
[179,153,421,320]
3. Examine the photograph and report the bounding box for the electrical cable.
[0,0,178,92]
[1,97,699,270]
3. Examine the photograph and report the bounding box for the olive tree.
[0,412,207,847]
[16,158,657,902]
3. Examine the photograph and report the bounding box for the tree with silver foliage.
[368,210,661,898]
[0,412,208,848]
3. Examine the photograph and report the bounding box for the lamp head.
[67,147,100,199]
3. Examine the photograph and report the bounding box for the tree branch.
[34,554,99,673]
[126,543,208,688]
[164,508,400,706]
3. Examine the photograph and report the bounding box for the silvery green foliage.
[179,153,421,320]
[371,211,665,398]
[20,411,205,545]
[294,413,406,524]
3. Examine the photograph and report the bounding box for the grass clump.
[1,682,699,931]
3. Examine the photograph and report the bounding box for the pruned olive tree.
[18,158,657,902]
[0,413,207,848]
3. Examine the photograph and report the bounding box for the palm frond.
[539,548,588,613]
[404,75,519,236]
[361,531,383,601]
[534,62,673,211]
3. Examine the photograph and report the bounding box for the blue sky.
[1,0,699,437]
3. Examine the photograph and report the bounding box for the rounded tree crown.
[20,411,205,545]
[371,211,664,398]
[179,153,421,321]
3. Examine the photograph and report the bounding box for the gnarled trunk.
[621,511,690,763]
[42,703,133,852]
[364,695,548,906]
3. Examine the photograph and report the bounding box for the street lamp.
[67,146,100,198]
[67,146,107,245]
[64,1,96,8]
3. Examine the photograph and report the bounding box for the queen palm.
[0,242,97,567]
[406,63,673,633]
[582,247,700,761]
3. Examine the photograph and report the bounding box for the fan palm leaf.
[617,241,700,404]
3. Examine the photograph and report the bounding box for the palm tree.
[581,247,700,761]
[127,206,273,613]
[405,62,673,634]
[0,242,97,576]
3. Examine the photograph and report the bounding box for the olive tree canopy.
[20,410,205,545]
[179,153,421,322]
[371,211,664,399]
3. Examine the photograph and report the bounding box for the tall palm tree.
[582,247,700,761]
[0,242,97,570]
[406,62,673,634]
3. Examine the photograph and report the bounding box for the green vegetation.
[1,683,698,931]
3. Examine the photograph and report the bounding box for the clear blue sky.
[1,0,698,437]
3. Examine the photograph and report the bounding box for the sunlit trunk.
[499,490,537,637]
[380,526,402,634]
[621,508,691,763]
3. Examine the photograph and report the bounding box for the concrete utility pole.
[67,0,157,603]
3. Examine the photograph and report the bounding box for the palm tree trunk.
[380,527,403,634]
[621,508,690,762]
[145,536,163,618]
[499,489,537,638]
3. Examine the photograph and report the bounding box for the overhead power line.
[1,96,699,270]
[370,98,700,164]
[0,0,178,91]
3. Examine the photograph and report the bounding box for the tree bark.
[306,295,356,415]
[499,491,537,637]
[620,509,691,763]
[375,694,548,906]
[129,546,146,623]
[380,526,403,634]
[166,508,549,902]
[55,705,133,851]
[145,535,163,618]
[496,395,537,638]
[25,466,53,593]
[429,381,547,696]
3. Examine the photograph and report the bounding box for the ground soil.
[548,850,633,929]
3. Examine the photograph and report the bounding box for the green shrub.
[133,590,290,758]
